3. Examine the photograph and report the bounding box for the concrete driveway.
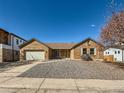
[18,60,124,80]
[0,60,124,93]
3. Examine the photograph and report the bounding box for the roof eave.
[19,38,51,49]
[72,38,104,49]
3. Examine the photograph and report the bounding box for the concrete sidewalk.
[0,77,124,93]
[0,62,124,93]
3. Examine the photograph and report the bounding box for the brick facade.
[0,48,19,62]
[20,38,104,61]
[71,40,104,60]
[3,49,19,62]
[0,29,9,45]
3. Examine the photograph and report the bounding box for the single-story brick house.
[20,38,104,61]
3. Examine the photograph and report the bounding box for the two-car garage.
[20,39,50,61]
[25,51,45,60]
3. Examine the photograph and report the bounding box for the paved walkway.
[0,61,124,93]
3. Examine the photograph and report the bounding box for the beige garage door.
[26,51,45,60]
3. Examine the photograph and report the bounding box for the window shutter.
[94,48,96,55]
[81,48,83,55]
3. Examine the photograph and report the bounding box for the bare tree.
[100,0,124,47]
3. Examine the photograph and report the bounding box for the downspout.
[122,49,124,62]
[1,44,3,62]
[12,35,14,61]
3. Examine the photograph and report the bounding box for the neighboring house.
[0,28,27,62]
[104,47,124,62]
[20,38,104,61]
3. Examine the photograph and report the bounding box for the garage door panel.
[26,51,45,60]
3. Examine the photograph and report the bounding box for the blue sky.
[0,0,124,42]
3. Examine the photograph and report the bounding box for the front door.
[52,49,60,59]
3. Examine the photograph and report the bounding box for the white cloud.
[91,24,95,27]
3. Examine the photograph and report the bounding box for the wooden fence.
[104,55,114,62]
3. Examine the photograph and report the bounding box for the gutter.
[122,49,124,62]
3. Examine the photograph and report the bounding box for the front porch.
[51,49,70,59]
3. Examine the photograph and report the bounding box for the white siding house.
[10,34,26,47]
[104,48,124,62]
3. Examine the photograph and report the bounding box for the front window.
[90,48,95,55]
[83,48,87,54]
[16,39,19,45]
[20,40,22,43]
[118,51,120,54]
[106,52,107,54]
[108,52,109,54]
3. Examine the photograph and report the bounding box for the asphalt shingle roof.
[45,43,77,49]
